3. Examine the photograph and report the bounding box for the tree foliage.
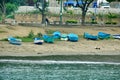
[106,0,120,3]
[76,0,94,25]
[0,0,20,23]
[6,3,17,15]
[34,0,49,24]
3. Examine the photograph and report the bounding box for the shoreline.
[0,54,120,62]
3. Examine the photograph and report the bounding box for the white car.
[100,2,110,9]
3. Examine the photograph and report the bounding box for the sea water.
[0,60,120,80]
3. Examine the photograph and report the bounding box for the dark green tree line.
[0,0,23,23]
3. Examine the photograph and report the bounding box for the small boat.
[8,36,22,45]
[67,33,79,42]
[34,37,44,45]
[112,34,120,39]
[53,31,61,39]
[43,35,54,43]
[84,32,98,40]
[98,32,111,39]
[60,34,68,41]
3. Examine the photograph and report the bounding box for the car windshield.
[101,3,109,6]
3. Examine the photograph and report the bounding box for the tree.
[0,0,6,23]
[106,0,120,3]
[34,0,49,24]
[0,0,19,23]
[76,0,94,25]
[57,0,94,25]
[6,3,17,15]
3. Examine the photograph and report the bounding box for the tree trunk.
[41,10,46,24]
[41,0,46,24]
[81,9,86,25]
[1,0,6,24]
[2,13,6,24]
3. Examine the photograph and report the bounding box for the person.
[91,14,96,22]
[45,18,49,25]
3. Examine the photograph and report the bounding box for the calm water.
[0,60,120,80]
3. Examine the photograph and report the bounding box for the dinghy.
[34,37,44,45]
[112,34,120,39]
[53,31,61,39]
[98,32,111,39]
[67,33,79,42]
[8,36,22,45]
[84,32,98,40]
[60,34,68,41]
[43,35,54,43]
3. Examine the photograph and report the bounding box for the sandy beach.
[0,25,120,56]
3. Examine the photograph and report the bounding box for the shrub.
[6,14,15,19]
[112,22,117,24]
[66,20,78,24]
[107,13,117,18]
[105,22,117,25]
[91,21,97,24]
[45,29,56,34]
[37,32,43,37]
[105,22,111,24]
[28,30,35,38]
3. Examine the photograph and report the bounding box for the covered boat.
[67,33,79,42]
[112,34,120,39]
[60,34,68,41]
[98,32,111,39]
[8,36,22,45]
[84,32,98,40]
[34,37,44,45]
[43,35,54,43]
[53,31,61,39]
[64,0,76,7]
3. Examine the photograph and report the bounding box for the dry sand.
[0,25,120,56]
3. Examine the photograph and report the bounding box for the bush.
[105,22,117,25]
[105,22,111,24]
[108,13,117,18]
[45,29,56,34]
[6,14,15,19]
[112,22,117,24]
[28,30,35,38]
[91,21,97,24]
[66,20,78,24]
[37,32,42,37]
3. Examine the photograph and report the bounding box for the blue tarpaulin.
[64,0,76,6]
[64,0,83,7]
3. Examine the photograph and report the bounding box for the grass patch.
[20,37,33,42]
[0,38,8,41]
[0,31,7,33]
[0,36,33,42]
[5,26,15,30]
[45,29,57,34]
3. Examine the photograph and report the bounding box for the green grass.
[20,37,33,42]
[0,31,7,33]
[0,38,8,41]
[0,37,33,42]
